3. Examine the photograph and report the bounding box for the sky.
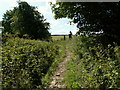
[0,0,78,35]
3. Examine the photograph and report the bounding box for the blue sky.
[0,0,78,35]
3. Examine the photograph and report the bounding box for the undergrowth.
[65,35,120,89]
[2,36,64,89]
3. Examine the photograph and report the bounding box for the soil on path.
[48,49,71,88]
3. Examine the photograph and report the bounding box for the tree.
[50,2,120,44]
[2,1,51,40]
[2,10,14,34]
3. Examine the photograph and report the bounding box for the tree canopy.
[2,1,51,40]
[50,2,120,44]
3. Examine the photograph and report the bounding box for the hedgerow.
[2,37,62,89]
[65,36,120,89]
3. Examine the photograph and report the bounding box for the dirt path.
[48,49,71,88]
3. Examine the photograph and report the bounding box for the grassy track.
[42,37,75,88]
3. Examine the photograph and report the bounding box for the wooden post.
[64,35,66,40]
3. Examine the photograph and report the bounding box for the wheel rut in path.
[48,49,71,88]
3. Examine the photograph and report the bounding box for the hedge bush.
[2,37,61,88]
[65,36,120,89]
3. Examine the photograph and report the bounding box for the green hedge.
[2,37,61,88]
[65,36,120,89]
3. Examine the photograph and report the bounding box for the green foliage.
[50,2,120,44]
[2,37,61,88]
[2,1,51,40]
[65,36,120,88]
[2,10,14,34]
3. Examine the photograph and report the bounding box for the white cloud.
[37,6,48,15]
[0,0,17,8]
[20,0,56,3]
[48,19,59,28]
[36,1,53,18]
[51,29,69,35]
